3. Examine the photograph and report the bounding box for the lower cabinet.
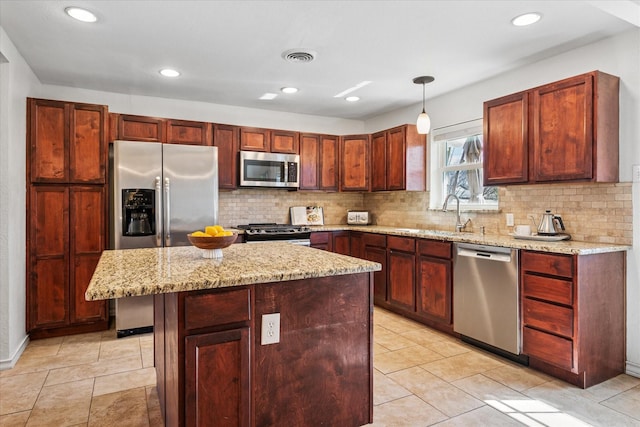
[520,250,625,388]
[185,328,251,427]
[387,236,416,311]
[310,231,333,251]
[363,234,387,305]
[416,240,453,325]
[332,230,351,255]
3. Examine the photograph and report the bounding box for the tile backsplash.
[219,182,632,246]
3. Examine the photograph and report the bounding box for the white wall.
[366,28,640,376]
[0,27,41,368]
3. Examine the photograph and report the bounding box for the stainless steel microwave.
[240,150,300,188]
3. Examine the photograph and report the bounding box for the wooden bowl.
[187,233,237,250]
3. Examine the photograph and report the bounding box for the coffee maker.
[122,189,154,236]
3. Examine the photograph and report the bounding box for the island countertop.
[85,242,381,300]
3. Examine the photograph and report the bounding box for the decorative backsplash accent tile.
[218,183,632,246]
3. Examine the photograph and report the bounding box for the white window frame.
[429,119,498,211]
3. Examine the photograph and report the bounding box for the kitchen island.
[86,242,381,427]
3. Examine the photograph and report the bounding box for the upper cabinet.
[213,124,240,189]
[484,71,619,186]
[166,119,212,146]
[28,98,107,184]
[114,114,165,142]
[240,127,299,153]
[300,133,339,191]
[340,134,370,191]
[371,124,425,191]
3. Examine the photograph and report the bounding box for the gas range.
[237,223,312,245]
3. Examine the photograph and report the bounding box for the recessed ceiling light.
[334,81,372,98]
[64,7,97,23]
[345,96,360,102]
[281,87,298,94]
[259,93,278,100]
[159,68,180,77]
[511,12,542,26]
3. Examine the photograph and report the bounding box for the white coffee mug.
[514,225,531,236]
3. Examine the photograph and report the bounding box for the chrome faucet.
[442,193,470,232]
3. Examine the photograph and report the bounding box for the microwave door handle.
[283,161,288,183]
[155,176,162,247]
[164,177,171,247]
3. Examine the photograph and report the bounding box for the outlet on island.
[261,313,280,345]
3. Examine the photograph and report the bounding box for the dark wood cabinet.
[371,125,425,191]
[387,236,416,311]
[299,134,339,191]
[28,98,107,184]
[332,231,351,255]
[415,240,452,326]
[484,71,619,185]
[310,231,333,251]
[185,328,251,427]
[362,233,387,305]
[26,98,109,339]
[521,250,625,388]
[340,134,370,191]
[115,114,166,142]
[240,127,299,154]
[166,119,212,146]
[213,124,240,189]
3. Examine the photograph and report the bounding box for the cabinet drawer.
[310,232,330,244]
[184,288,251,330]
[523,298,573,338]
[523,273,573,306]
[523,326,573,370]
[417,239,452,259]
[363,233,386,248]
[387,236,415,252]
[521,251,573,278]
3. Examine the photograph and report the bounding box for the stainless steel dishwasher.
[453,243,524,361]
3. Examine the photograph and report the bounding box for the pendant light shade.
[413,76,435,134]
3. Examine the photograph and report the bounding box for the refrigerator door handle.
[155,176,162,247]
[164,177,171,246]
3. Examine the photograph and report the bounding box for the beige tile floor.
[1,308,639,426]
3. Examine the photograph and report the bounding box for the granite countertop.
[309,225,630,255]
[86,242,381,301]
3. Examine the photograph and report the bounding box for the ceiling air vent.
[282,49,317,63]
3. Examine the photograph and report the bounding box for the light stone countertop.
[309,225,631,255]
[86,242,381,301]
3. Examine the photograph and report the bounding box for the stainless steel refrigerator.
[111,140,218,337]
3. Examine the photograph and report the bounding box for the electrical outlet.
[633,164,640,183]
[506,213,514,227]
[261,313,280,345]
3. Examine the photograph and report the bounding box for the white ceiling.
[1,1,638,120]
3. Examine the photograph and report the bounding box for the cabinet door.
[319,135,339,191]
[185,328,251,427]
[388,250,415,311]
[532,74,593,182]
[271,130,299,154]
[117,114,165,142]
[371,131,387,191]
[166,119,212,146]
[69,187,107,323]
[69,103,106,184]
[416,255,452,324]
[310,231,332,251]
[340,135,370,191]
[365,245,387,304]
[213,124,239,189]
[332,231,351,255]
[483,92,529,185]
[28,186,69,330]
[240,127,269,152]
[299,134,319,190]
[350,232,365,259]
[29,99,68,183]
[386,126,406,190]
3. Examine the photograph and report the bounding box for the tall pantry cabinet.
[26,98,109,339]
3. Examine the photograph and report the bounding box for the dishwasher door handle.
[457,248,512,263]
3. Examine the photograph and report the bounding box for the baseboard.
[626,361,640,378]
[0,334,29,371]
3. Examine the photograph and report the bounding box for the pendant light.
[413,76,435,134]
